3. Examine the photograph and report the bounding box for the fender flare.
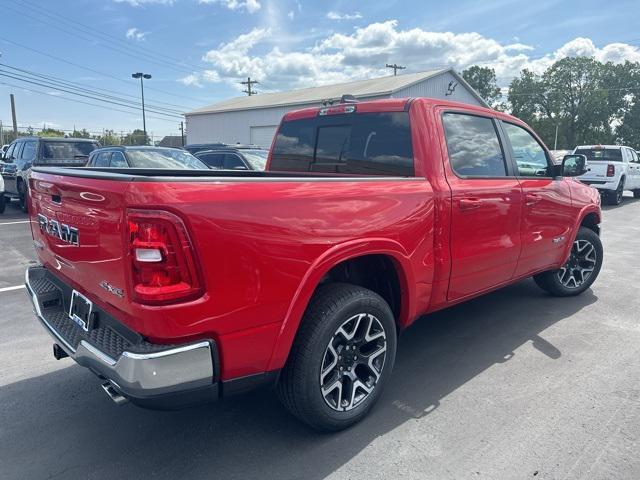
[560,205,601,262]
[266,238,416,372]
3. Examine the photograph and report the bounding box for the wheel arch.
[266,239,415,372]
[561,206,601,262]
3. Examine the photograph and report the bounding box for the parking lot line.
[0,220,31,226]
[0,285,26,293]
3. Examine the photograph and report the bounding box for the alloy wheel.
[319,313,387,412]
[557,239,597,288]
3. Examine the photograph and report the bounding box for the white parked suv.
[573,145,640,205]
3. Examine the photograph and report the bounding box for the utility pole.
[240,77,259,96]
[0,120,4,146]
[554,123,559,150]
[132,72,152,143]
[10,94,18,136]
[180,121,185,146]
[385,63,406,76]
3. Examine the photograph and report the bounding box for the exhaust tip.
[101,381,129,406]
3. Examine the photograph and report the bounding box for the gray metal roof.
[186,68,457,116]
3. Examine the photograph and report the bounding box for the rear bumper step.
[25,266,220,408]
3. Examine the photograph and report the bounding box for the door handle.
[459,198,482,210]
[525,193,542,206]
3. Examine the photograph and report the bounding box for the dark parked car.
[195,147,268,171]
[1,137,99,211]
[86,146,207,169]
[183,143,228,155]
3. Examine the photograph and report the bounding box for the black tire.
[634,190,640,199]
[0,194,5,214]
[604,179,624,205]
[534,227,603,297]
[18,180,28,213]
[277,283,397,431]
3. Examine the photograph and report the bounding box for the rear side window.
[223,154,246,170]
[92,152,111,167]
[197,152,224,169]
[110,152,128,167]
[574,148,622,162]
[41,141,98,161]
[20,141,37,161]
[270,112,414,176]
[442,113,507,177]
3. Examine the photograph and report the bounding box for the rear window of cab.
[270,112,414,176]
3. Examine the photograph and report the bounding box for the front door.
[441,112,523,301]
[500,121,576,276]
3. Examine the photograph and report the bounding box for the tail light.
[126,209,203,305]
[606,164,615,177]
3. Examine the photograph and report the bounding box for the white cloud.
[326,11,362,21]
[126,27,148,41]
[180,70,221,88]
[197,21,640,92]
[114,0,173,6]
[199,0,261,14]
[287,10,294,20]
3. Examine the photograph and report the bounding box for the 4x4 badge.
[99,281,124,298]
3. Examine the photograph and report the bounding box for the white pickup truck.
[573,145,640,205]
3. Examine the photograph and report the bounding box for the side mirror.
[561,154,587,177]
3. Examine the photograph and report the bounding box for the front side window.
[110,151,128,167]
[442,113,507,177]
[502,122,550,177]
[270,112,414,176]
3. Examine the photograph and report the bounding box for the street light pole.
[132,72,151,143]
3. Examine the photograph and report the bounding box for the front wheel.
[633,190,640,199]
[0,194,5,214]
[534,227,603,296]
[277,283,397,431]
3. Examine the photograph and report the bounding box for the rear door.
[500,121,575,276]
[625,149,640,190]
[441,111,523,301]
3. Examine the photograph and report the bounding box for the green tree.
[508,57,636,149]
[69,128,92,138]
[122,129,149,146]
[462,66,502,108]
[96,129,121,146]
[38,127,65,137]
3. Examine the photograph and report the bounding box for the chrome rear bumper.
[25,266,219,407]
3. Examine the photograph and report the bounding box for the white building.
[185,68,488,148]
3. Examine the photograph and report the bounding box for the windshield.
[242,150,268,170]
[126,148,208,169]
[574,148,623,161]
[41,141,98,160]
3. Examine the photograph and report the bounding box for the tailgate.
[579,162,611,182]
[29,171,131,314]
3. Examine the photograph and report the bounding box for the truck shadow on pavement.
[0,279,597,480]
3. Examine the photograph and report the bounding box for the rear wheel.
[277,283,397,431]
[634,190,640,199]
[604,179,624,205]
[0,194,5,214]
[18,180,28,213]
[534,227,603,296]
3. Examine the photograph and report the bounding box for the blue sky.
[0,0,638,139]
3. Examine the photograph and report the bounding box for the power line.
[0,35,204,105]
[4,0,203,77]
[0,79,178,123]
[13,0,208,74]
[0,63,184,115]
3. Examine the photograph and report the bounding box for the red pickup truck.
[25,98,602,430]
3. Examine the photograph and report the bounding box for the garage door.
[250,125,278,148]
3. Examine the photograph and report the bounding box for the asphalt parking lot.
[1,196,639,480]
